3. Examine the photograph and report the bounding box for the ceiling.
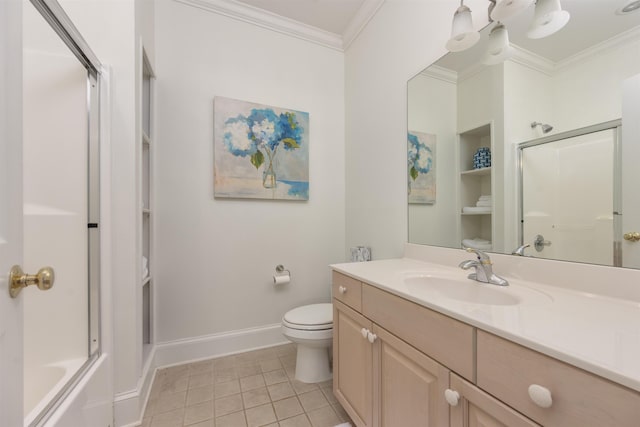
[234,0,367,35]
[226,0,640,59]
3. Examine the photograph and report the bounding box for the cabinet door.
[373,325,450,427]
[449,374,540,427]
[333,300,373,427]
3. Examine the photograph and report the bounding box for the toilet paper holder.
[275,264,291,278]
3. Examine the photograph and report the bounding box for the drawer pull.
[444,389,460,406]
[528,384,553,408]
[361,328,369,339]
[338,285,347,294]
[367,331,377,343]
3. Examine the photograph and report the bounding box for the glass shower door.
[520,127,617,266]
[22,0,101,425]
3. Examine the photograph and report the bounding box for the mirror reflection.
[407,0,640,268]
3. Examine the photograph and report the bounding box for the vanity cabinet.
[449,373,540,427]
[332,271,640,427]
[372,324,449,426]
[334,272,457,427]
[477,331,640,427]
[333,300,373,427]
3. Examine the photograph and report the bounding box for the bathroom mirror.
[407,0,640,268]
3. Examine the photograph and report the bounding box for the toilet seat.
[282,303,333,331]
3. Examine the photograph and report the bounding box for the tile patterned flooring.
[141,343,353,427]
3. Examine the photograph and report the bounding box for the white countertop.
[331,257,640,393]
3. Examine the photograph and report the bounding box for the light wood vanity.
[332,270,640,427]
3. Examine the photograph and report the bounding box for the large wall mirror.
[408,0,640,268]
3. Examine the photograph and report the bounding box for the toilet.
[281,303,333,383]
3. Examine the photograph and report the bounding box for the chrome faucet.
[511,244,531,256]
[459,248,509,286]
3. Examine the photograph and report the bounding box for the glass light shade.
[527,0,570,39]
[446,5,480,52]
[483,23,514,65]
[490,0,535,21]
[616,0,640,15]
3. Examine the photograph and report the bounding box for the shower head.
[531,121,553,134]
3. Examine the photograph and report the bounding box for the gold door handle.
[9,265,55,298]
[624,232,640,242]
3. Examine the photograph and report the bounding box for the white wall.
[407,72,457,247]
[154,0,345,342]
[347,0,473,260]
[553,39,640,134]
[502,60,554,251]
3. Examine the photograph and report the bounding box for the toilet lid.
[283,303,333,330]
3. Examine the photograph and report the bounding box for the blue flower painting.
[408,130,436,204]
[214,97,309,200]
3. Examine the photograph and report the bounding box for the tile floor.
[141,343,353,427]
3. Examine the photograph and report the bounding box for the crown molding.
[420,65,458,84]
[174,0,344,51]
[509,44,555,76]
[343,0,386,50]
[556,26,640,71]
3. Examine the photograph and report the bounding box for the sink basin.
[404,274,552,306]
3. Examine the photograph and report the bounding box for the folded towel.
[478,195,492,201]
[476,200,492,207]
[334,424,352,427]
[462,238,492,250]
[462,206,491,214]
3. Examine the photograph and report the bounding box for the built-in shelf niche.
[141,48,155,360]
[458,123,494,247]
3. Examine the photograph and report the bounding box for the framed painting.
[214,97,309,200]
[408,130,436,204]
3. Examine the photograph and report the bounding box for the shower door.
[520,125,619,266]
[1,0,103,425]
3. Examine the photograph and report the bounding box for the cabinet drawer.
[362,284,474,381]
[477,330,640,427]
[332,271,362,312]
[450,373,540,427]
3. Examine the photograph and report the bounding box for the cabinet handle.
[361,328,369,339]
[367,331,377,343]
[528,384,553,408]
[444,389,460,406]
[338,286,347,294]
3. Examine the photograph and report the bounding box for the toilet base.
[295,345,332,383]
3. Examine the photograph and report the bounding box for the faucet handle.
[512,244,531,256]
[465,247,491,264]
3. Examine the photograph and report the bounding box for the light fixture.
[527,0,570,39]
[616,0,640,15]
[531,121,553,133]
[446,1,481,52]
[490,0,535,21]
[443,0,569,62]
[483,23,513,65]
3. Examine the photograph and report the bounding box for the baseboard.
[114,323,288,426]
[114,344,157,427]
[153,323,288,367]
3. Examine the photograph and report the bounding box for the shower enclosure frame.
[25,0,103,425]
[516,119,623,267]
